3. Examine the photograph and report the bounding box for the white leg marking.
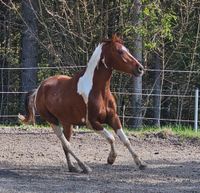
[52,125,92,173]
[99,128,115,143]
[117,128,143,167]
[116,128,129,145]
[98,128,117,164]
[53,125,70,148]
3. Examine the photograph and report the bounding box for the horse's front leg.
[89,120,117,165]
[108,115,147,170]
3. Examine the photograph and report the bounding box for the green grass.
[1,124,200,140]
[125,125,200,140]
[171,125,200,139]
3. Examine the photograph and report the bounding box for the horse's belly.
[68,104,87,125]
[48,97,86,125]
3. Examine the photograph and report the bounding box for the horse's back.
[42,75,71,86]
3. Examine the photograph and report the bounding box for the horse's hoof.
[107,151,117,165]
[82,166,92,174]
[107,158,114,165]
[139,163,147,170]
[107,155,117,165]
[79,162,92,174]
[69,166,81,173]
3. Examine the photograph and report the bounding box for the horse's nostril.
[138,66,144,73]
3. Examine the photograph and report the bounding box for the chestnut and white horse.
[19,35,146,173]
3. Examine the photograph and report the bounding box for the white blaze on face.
[77,43,104,104]
[121,45,139,62]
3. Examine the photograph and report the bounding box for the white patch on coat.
[77,43,104,104]
[116,128,129,144]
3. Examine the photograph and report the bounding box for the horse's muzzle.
[138,66,144,74]
[134,65,144,77]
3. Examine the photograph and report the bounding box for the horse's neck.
[92,63,112,92]
[77,61,112,104]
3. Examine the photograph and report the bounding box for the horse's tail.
[18,89,37,125]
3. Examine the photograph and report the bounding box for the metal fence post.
[194,87,199,132]
[122,104,125,128]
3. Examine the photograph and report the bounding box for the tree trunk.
[132,0,143,128]
[152,53,161,127]
[0,3,10,123]
[21,0,38,93]
[107,0,118,37]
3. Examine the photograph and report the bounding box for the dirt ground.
[0,127,200,193]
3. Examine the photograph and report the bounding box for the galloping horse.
[19,35,146,173]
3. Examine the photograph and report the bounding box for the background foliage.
[0,0,200,127]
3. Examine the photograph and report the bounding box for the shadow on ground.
[0,159,200,193]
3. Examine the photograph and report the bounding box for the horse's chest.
[89,97,108,120]
[98,103,107,116]
[96,106,107,123]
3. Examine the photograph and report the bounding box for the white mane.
[77,43,104,104]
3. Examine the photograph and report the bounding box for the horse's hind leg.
[51,124,92,174]
[64,150,80,172]
[62,125,80,173]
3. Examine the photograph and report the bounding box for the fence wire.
[0,66,199,126]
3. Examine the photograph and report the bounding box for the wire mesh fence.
[0,66,199,128]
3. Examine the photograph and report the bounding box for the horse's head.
[101,35,144,77]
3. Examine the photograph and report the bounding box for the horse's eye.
[118,50,124,55]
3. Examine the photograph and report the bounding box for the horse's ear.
[111,34,123,44]
[111,34,117,41]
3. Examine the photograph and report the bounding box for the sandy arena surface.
[0,127,200,193]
